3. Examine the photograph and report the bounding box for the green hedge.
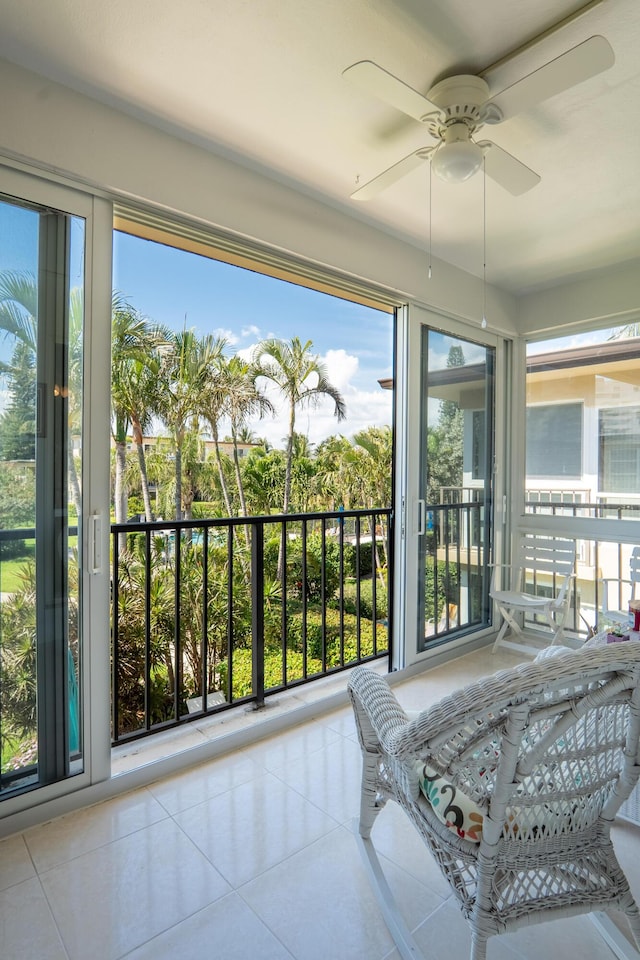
[224,606,388,698]
[341,579,387,621]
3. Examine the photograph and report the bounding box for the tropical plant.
[253,337,346,516]
[224,355,273,521]
[200,352,272,545]
[155,330,225,520]
[240,446,286,516]
[314,434,353,508]
[253,336,346,575]
[425,346,465,505]
[0,270,37,358]
[0,340,36,461]
[0,269,84,516]
[111,299,169,523]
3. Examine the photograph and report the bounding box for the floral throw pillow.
[414,760,484,842]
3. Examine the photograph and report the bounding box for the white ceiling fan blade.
[484,36,614,122]
[343,61,437,123]
[351,149,432,201]
[480,142,541,195]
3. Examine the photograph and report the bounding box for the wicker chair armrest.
[348,667,409,754]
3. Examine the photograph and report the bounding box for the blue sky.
[0,197,393,446]
[112,230,394,446]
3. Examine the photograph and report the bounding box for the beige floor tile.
[147,750,263,815]
[271,735,364,825]
[317,704,358,739]
[174,772,338,888]
[499,910,632,959]
[241,717,343,773]
[359,801,451,899]
[40,818,230,960]
[24,787,168,873]
[123,892,294,960]
[412,899,522,959]
[0,876,69,960]
[0,832,36,891]
[6,645,640,960]
[241,824,445,960]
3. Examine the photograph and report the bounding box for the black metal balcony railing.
[110,508,392,744]
[4,499,640,771]
[422,500,488,641]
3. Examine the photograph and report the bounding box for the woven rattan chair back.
[349,646,640,960]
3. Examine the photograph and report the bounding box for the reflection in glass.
[0,197,84,797]
[418,328,494,652]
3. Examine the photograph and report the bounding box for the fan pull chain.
[481,158,487,328]
[428,163,432,280]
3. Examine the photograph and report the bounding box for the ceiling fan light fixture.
[431,139,484,183]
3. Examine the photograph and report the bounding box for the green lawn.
[0,537,77,594]
[0,543,35,593]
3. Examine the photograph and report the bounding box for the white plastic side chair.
[599,546,640,630]
[348,648,640,960]
[490,534,576,654]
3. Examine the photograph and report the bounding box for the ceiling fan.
[344,35,614,198]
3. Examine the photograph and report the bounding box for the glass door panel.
[417,325,495,653]
[0,194,84,797]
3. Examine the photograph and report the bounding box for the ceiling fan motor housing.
[425,76,489,182]
[427,74,489,116]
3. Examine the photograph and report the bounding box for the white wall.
[0,56,517,333]
[517,257,640,339]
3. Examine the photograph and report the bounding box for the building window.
[526,403,583,478]
[599,405,640,493]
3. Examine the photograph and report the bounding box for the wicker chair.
[348,646,640,960]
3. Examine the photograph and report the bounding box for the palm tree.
[350,426,393,575]
[224,355,273,521]
[314,434,352,509]
[253,337,346,516]
[111,300,168,524]
[241,445,286,516]
[253,336,346,577]
[198,342,234,518]
[0,271,37,360]
[156,330,225,520]
[0,270,83,517]
[351,426,393,508]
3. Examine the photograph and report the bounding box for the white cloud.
[241,324,261,338]
[322,348,359,391]
[243,349,392,448]
[213,327,239,346]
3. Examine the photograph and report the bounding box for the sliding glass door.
[399,305,499,666]
[0,193,85,796]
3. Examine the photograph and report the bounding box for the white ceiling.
[0,0,638,295]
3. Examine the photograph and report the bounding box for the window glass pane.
[526,403,582,478]
[526,326,640,518]
[0,200,39,790]
[0,196,85,797]
[109,227,393,734]
[418,327,494,651]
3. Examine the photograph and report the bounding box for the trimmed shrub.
[341,579,387,621]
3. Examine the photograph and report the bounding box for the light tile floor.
[2,646,640,960]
